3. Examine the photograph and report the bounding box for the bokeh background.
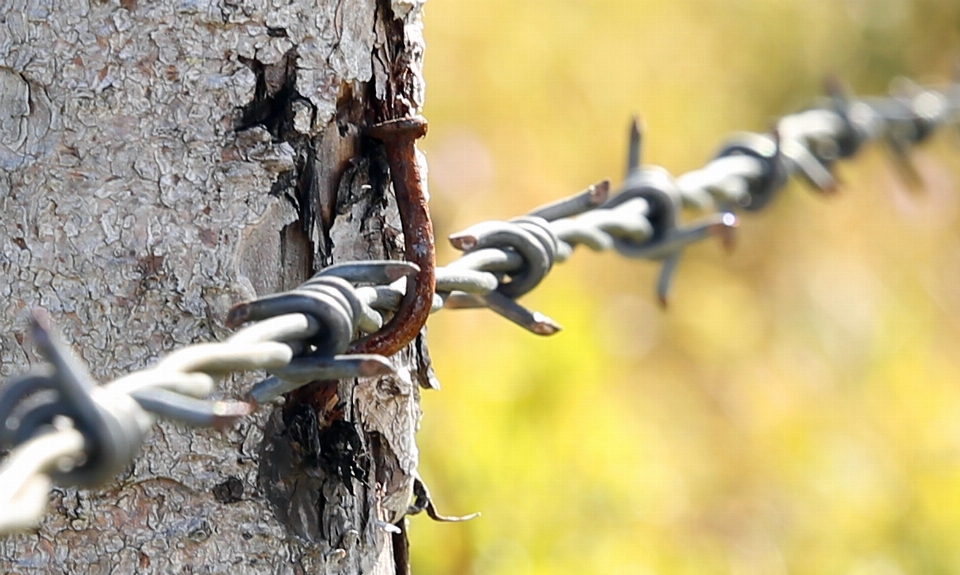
[410,2,960,574]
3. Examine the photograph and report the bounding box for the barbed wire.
[1,77,958,534]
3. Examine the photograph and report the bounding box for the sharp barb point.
[448,233,478,251]
[591,180,611,204]
[627,115,644,173]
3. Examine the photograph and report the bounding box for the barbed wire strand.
[1,77,958,534]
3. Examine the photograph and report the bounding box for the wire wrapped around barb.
[1,76,958,535]
[0,308,358,533]
[0,310,148,490]
[233,262,411,404]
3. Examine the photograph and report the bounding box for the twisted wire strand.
[1,78,957,534]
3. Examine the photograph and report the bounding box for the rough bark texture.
[0,0,429,573]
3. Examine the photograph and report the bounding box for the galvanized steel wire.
[1,78,958,534]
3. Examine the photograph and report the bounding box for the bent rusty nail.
[349,116,435,356]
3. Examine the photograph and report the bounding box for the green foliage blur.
[412,2,960,574]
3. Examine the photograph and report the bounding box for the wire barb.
[1,77,958,534]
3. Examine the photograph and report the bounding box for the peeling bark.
[0,0,429,573]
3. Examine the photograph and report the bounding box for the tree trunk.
[0,0,429,573]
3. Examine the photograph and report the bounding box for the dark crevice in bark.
[356,135,391,219]
[259,380,378,568]
[259,406,323,541]
[391,520,411,575]
[316,420,369,494]
[239,7,428,573]
[279,216,315,291]
[415,331,442,390]
[347,85,415,274]
[240,46,383,559]
[336,80,367,136]
[236,50,301,138]
[268,168,297,198]
[369,0,411,121]
[212,477,244,504]
[236,49,329,262]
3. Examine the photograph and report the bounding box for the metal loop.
[295,285,356,331]
[890,79,946,145]
[0,372,57,449]
[510,216,560,265]
[602,167,682,255]
[714,132,789,211]
[449,220,555,299]
[0,314,147,488]
[601,164,737,303]
[445,247,525,274]
[11,400,79,447]
[227,291,355,357]
[824,79,868,159]
[299,276,381,335]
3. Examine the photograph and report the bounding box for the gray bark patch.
[0,0,427,571]
[0,67,59,170]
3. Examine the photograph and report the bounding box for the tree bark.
[0,0,429,573]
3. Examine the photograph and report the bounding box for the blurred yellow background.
[412,1,960,574]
